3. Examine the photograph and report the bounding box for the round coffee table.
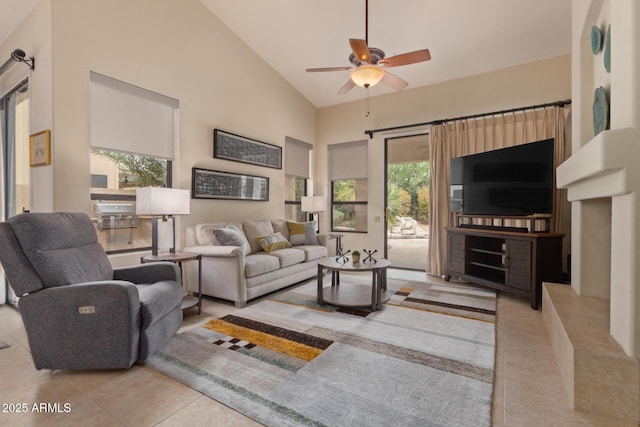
[317,257,392,311]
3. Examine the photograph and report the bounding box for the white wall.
[316,55,572,256]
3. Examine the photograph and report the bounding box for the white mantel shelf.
[557,127,640,200]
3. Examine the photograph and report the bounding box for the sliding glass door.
[1,78,30,304]
[384,134,430,270]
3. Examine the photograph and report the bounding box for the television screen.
[449,138,554,215]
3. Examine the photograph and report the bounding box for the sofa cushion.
[243,220,275,254]
[194,222,227,245]
[255,232,292,253]
[287,221,319,245]
[245,253,280,278]
[214,226,251,255]
[269,248,305,268]
[271,219,290,240]
[296,245,328,261]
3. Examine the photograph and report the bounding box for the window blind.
[285,136,312,178]
[89,72,178,159]
[328,140,368,180]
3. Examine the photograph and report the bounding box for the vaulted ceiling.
[1,0,572,108]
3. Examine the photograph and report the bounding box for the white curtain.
[427,106,570,276]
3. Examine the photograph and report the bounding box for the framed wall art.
[213,129,282,169]
[192,168,269,201]
[29,129,51,167]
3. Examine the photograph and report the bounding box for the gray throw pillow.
[213,227,251,255]
[286,221,319,245]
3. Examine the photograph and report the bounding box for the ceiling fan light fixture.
[350,65,384,88]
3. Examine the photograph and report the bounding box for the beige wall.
[47,0,316,261]
[316,55,572,254]
[1,0,571,269]
[0,0,54,214]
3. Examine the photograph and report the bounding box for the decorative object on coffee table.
[362,248,378,263]
[352,250,360,263]
[335,249,351,264]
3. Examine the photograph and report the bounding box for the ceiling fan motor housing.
[349,47,385,66]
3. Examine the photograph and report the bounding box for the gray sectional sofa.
[184,219,329,307]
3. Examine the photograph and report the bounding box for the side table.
[328,232,344,256]
[141,252,202,314]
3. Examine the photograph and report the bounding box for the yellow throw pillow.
[255,232,292,253]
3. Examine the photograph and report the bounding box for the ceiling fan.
[305,0,431,95]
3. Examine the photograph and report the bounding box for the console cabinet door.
[506,239,532,290]
[448,233,466,275]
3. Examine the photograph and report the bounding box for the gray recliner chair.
[0,212,184,370]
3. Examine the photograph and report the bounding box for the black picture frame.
[213,129,282,169]
[192,168,269,201]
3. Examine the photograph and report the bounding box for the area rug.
[0,339,9,350]
[146,275,496,426]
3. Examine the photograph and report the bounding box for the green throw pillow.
[286,221,319,246]
[255,232,292,253]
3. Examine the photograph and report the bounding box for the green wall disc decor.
[604,24,611,72]
[591,25,602,54]
[593,86,609,136]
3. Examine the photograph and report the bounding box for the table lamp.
[301,195,326,232]
[136,187,190,255]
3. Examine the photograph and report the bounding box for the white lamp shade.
[136,187,190,215]
[301,196,327,213]
[350,65,384,88]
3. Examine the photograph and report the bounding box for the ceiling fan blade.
[306,66,352,72]
[349,39,370,63]
[379,49,431,67]
[337,79,356,95]
[381,72,408,91]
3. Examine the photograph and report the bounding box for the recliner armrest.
[18,281,142,370]
[114,262,181,284]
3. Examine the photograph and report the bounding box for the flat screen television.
[450,138,554,215]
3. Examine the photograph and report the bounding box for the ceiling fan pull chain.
[365,86,371,117]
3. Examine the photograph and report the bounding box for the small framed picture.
[29,130,51,167]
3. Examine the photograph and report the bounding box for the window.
[284,137,312,221]
[329,141,368,232]
[1,78,29,305]
[89,72,178,253]
[332,178,368,232]
[90,149,171,253]
[285,175,307,222]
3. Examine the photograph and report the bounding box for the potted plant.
[352,250,360,263]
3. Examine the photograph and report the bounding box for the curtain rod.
[364,98,571,139]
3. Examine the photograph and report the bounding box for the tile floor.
[0,270,634,426]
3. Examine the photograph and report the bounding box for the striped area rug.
[146,275,496,426]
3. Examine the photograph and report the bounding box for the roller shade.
[89,72,178,159]
[285,137,312,178]
[329,140,368,180]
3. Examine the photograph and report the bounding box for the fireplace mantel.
[557,127,640,201]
